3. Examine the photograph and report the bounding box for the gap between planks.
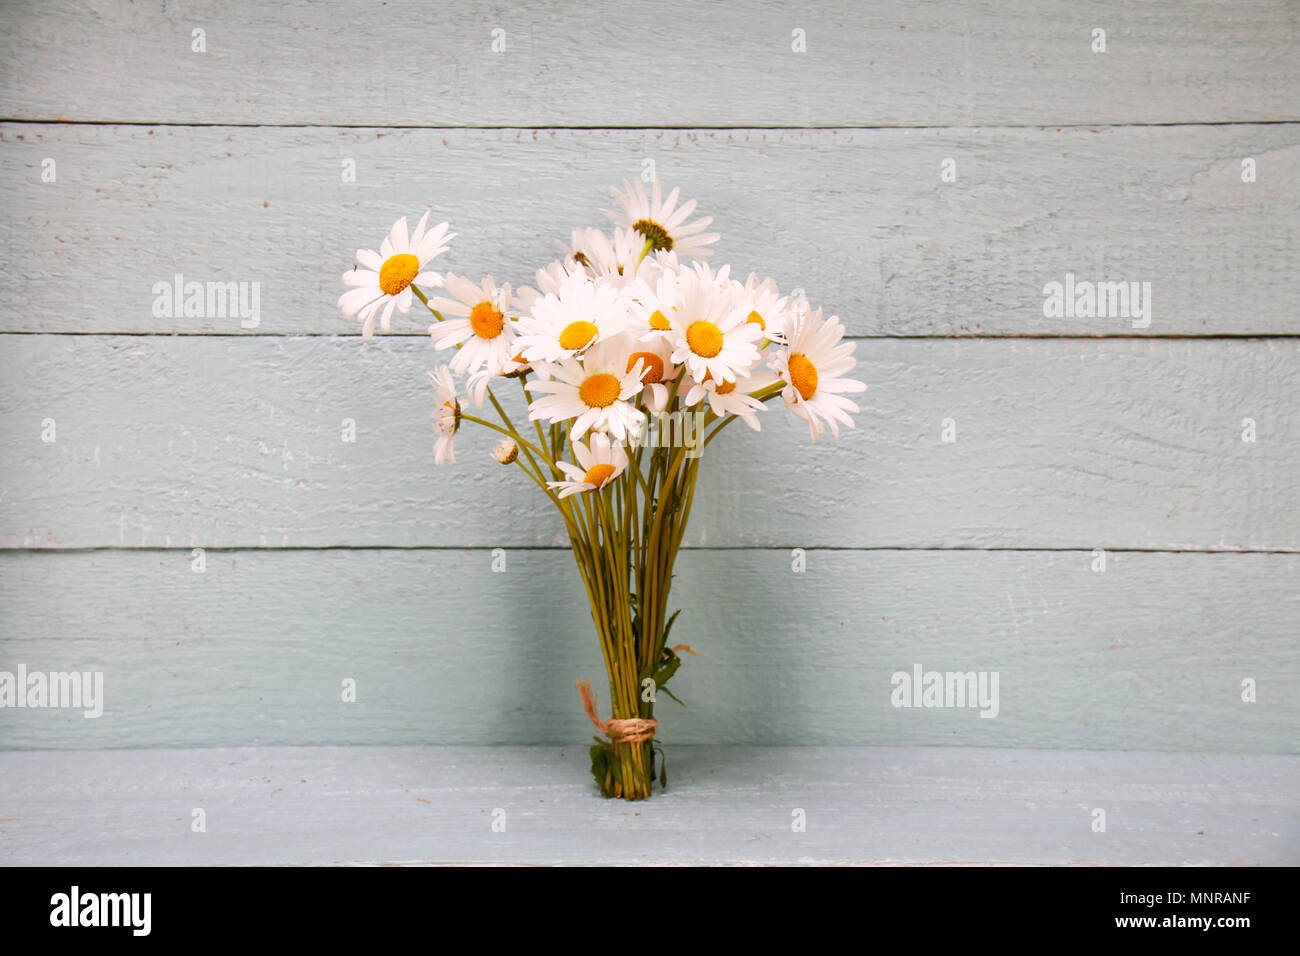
[3,119,1300,131]
[3,546,1297,555]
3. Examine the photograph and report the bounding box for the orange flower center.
[378,254,420,296]
[648,309,672,331]
[578,373,622,408]
[582,463,616,487]
[469,301,504,339]
[746,310,765,330]
[686,320,723,357]
[627,351,665,383]
[714,379,736,395]
[558,320,599,350]
[788,353,818,400]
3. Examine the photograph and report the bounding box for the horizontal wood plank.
[1,336,1295,551]
[2,124,1297,335]
[1,549,1294,751]
[0,746,1294,864]
[1,1,1297,127]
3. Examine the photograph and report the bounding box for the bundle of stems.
[414,285,780,799]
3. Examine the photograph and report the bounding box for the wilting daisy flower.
[429,275,517,375]
[666,263,763,385]
[428,366,461,465]
[683,366,777,431]
[339,213,454,339]
[513,274,633,365]
[547,435,629,498]
[491,440,518,464]
[734,273,793,343]
[770,309,867,441]
[528,336,647,442]
[605,179,720,260]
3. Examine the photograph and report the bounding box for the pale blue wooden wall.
[1,0,1296,752]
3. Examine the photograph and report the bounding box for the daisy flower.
[770,308,868,441]
[622,332,681,413]
[605,178,720,260]
[628,266,682,337]
[428,366,461,465]
[339,212,454,339]
[734,273,793,344]
[683,366,778,432]
[547,435,629,499]
[429,275,517,376]
[563,226,654,283]
[513,274,633,366]
[527,336,647,443]
[666,263,763,386]
[513,258,584,319]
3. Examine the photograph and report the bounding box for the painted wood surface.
[1,549,1293,751]
[1,335,1294,551]
[2,123,1297,335]
[0,0,1296,769]
[1,746,1294,864]
[2,1,1298,128]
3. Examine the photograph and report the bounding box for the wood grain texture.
[2,1,1297,127]
[1,335,1295,551]
[1,549,1294,751]
[1,746,1294,864]
[2,123,1297,335]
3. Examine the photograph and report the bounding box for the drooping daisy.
[428,366,461,465]
[683,366,778,432]
[605,178,720,260]
[339,212,454,339]
[547,435,629,499]
[512,274,633,366]
[527,336,647,442]
[770,308,868,441]
[734,273,793,344]
[666,263,763,385]
[429,275,517,375]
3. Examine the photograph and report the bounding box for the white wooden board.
[1,746,1294,865]
[1,124,1297,335]
[2,1,1297,127]
[1,549,1294,751]
[1,335,1294,551]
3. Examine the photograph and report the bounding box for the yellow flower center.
[788,353,818,400]
[648,309,671,331]
[632,219,673,252]
[627,351,665,383]
[578,373,622,408]
[582,463,616,487]
[747,310,765,330]
[714,379,736,395]
[686,320,724,358]
[378,254,420,296]
[469,301,504,339]
[558,320,599,350]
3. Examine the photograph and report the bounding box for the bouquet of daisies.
[339,179,866,799]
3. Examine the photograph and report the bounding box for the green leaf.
[659,685,686,707]
[662,608,683,645]
[588,740,618,798]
